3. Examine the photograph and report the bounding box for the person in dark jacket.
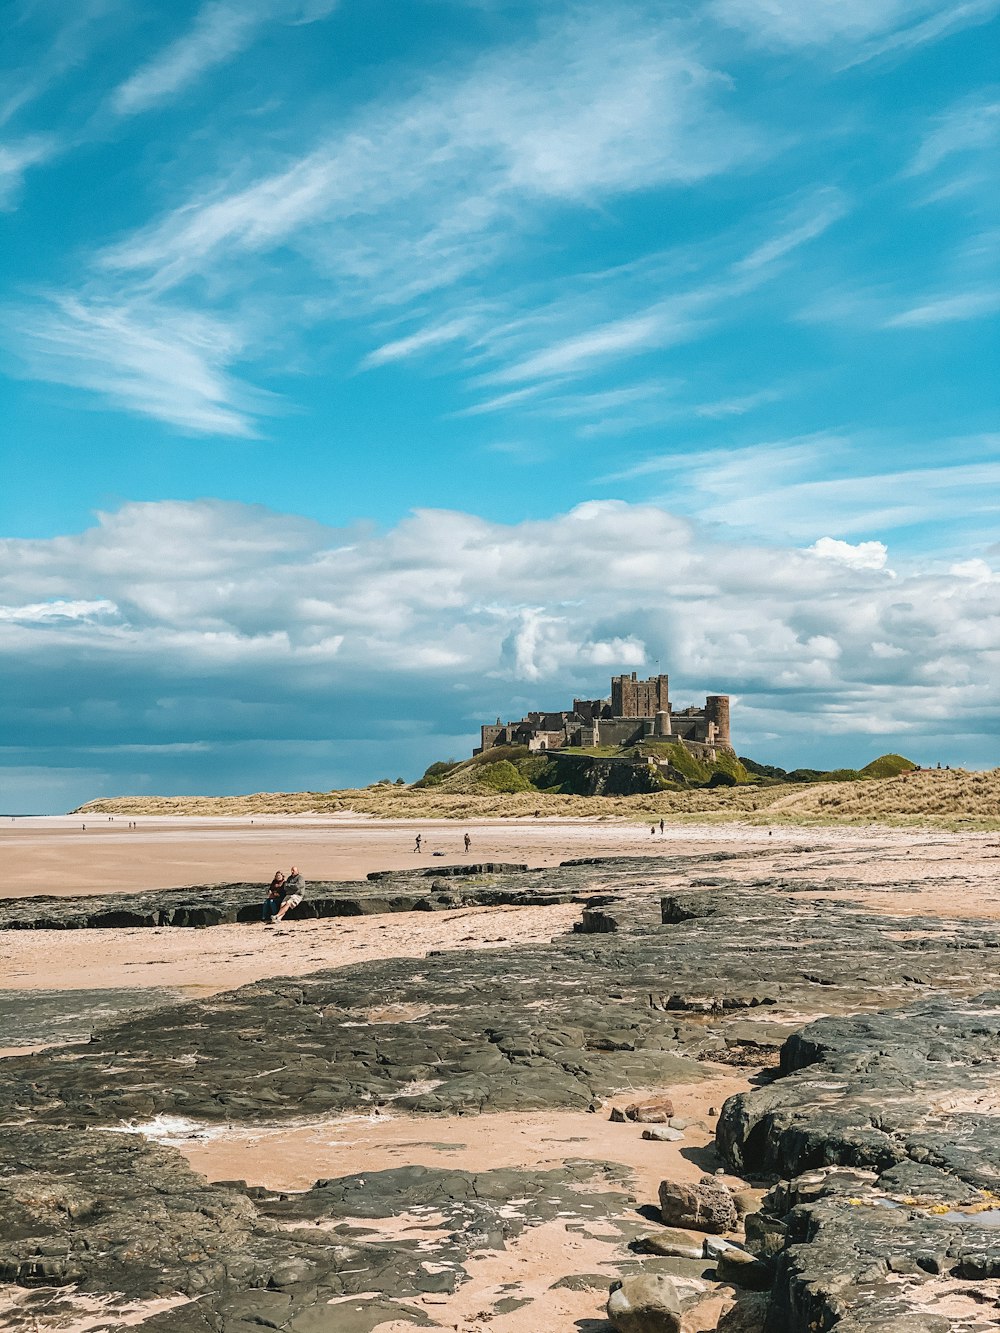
[262,871,286,924]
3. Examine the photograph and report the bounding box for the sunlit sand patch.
[158,1076,750,1200]
[365,1214,725,1333]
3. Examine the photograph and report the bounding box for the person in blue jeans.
[262,871,286,924]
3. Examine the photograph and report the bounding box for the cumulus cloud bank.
[1,497,997,808]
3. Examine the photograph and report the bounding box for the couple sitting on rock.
[262,866,306,925]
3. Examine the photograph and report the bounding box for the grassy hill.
[413,742,749,797]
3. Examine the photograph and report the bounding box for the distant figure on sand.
[274,866,306,923]
[414,834,422,853]
[659,818,665,834]
[262,871,286,924]
[464,833,471,853]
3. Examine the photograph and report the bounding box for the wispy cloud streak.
[14,296,265,435]
[111,1,338,116]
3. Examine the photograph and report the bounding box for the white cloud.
[693,387,786,418]
[11,9,772,435]
[709,0,999,54]
[100,14,760,288]
[462,191,847,399]
[11,295,267,435]
[950,558,997,581]
[1,499,997,783]
[907,90,1000,176]
[111,1,338,116]
[360,317,480,369]
[605,436,1000,542]
[483,312,669,386]
[733,188,848,272]
[0,136,57,208]
[0,598,119,624]
[807,537,890,571]
[883,289,1000,327]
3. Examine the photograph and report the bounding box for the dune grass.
[74,767,1000,830]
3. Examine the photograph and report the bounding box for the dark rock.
[0,866,579,932]
[719,994,1000,1331]
[714,1246,772,1290]
[550,1272,610,1291]
[0,1132,636,1332]
[0,987,184,1047]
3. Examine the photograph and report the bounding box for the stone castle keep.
[476,673,731,757]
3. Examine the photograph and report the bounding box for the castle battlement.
[475,673,731,756]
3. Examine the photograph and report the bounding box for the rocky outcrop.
[3,870,1000,1128]
[0,986,184,1048]
[719,995,1000,1330]
[0,865,584,930]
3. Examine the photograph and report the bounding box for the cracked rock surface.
[720,995,1000,1330]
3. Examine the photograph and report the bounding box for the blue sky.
[2,0,998,810]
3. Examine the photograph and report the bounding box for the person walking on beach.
[262,871,286,924]
[464,832,471,853]
[659,818,665,834]
[414,834,422,853]
[273,866,306,923]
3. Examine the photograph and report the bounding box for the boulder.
[658,1177,738,1234]
[607,1274,682,1333]
[715,1246,773,1291]
[632,1227,703,1259]
[626,1096,676,1122]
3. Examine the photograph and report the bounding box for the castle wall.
[669,715,707,742]
[594,718,648,747]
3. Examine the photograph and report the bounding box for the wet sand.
[2,814,702,896]
[4,814,999,906]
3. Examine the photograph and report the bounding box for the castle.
[475,673,731,756]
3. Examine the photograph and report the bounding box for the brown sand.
[173,1076,748,1195]
[0,814,690,897]
[4,817,998,914]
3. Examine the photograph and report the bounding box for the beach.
[3,817,1000,1332]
